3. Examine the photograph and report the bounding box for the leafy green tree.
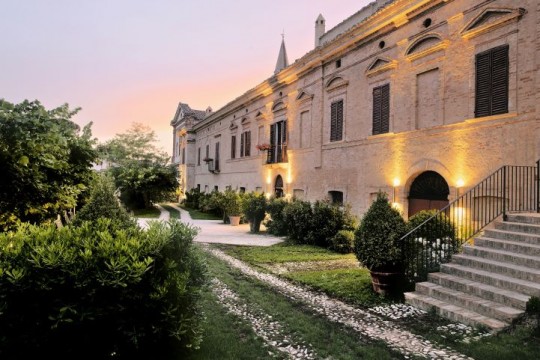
[0,99,97,230]
[98,123,178,209]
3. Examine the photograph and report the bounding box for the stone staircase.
[405,213,540,331]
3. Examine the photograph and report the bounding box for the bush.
[282,199,314,244]
[265,197,289,236]
[72,174,136,230]
[354,192,407,270]
[241,192,267,233]
[222,189,242,217]
[184,188,203,209]
[330,230,355,254]
[311,201,358,247]
[526,296,540,334]
[0,219,207,358]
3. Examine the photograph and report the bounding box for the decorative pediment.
[241,116,251,127]
[325,76,349,93]
[461,8,526,39]
[271,101,287,113]
[296,89,314,101]
[229,120,238,131]
[405,34,448,61]
[365,57,397,77]
[255,111,267,121]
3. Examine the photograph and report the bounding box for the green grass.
[161,204,180,219]
[221,242,356,264]
[132,207,160,218]
[181,205,222,220]
[198,249,403,360]
[285,268,389,307]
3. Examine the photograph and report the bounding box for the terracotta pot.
[229,216,241,226]
[369,268,403,296]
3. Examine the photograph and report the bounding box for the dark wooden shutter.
[475,45,509,117]
[197,147,201,165]
[205,145,209,159]
[373,84,389,135]
[245,131,251,157]
[215,142,220,171]
[330,100,343,141]
[231,135,236,159]
[282,121,288,162]
[240,133,245,157]
[269,124,276,163]
[491,45,509,115]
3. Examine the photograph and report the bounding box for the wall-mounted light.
[456,179,465,197]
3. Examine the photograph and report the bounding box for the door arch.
[408,171,449,217]
[274,175,284,198]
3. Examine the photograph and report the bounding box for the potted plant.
[354,192,407,296]
[241,192,267,233]
[222,189,242,226]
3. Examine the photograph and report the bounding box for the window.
[328,191,343,205]
[330,100,343,141]
[268,120,287,164]
[205,144,209,159]
[239,187,246,194]
[181,148,185,164]
[231,135,236,159]
[197,147,201,165]
[215,142,220,171]
[197,184,200,191]
[240,131,251,157]
[372,84,390,135]
[214,186,219,192]
[475,45,509,118]
[336,59,342,68]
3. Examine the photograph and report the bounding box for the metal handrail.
[402,161,539,282]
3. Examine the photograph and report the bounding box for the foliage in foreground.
[0,220,206,358]
[0,99,97,231]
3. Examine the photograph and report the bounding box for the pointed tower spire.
[274,33,289,74]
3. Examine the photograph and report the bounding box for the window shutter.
[245,131,251,157]
[491,45,509,115]
[475,51,492,118]
[372,87,382,135]
[231,136,236,159]
[381,84,390,133]
[215,142,220,170]
[240,133,245,157]
[269,124,276,163]
[197,147,201,165]
[330,101,343,141]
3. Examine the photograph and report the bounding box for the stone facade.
[172,0,539,219]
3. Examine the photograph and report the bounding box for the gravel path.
[204,246,472,360]
[211,278,317,359]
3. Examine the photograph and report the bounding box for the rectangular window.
[231,135,236,159]
[240,131,251,157]
[328,191,343,205]
[215,142,220,171]
[475,45,509,118]
[268,120,287,164]
[197,147,201,165]
[181,148,185,164]
[205,144,209,160]
[372,84,390,135]
[330,100,343,141]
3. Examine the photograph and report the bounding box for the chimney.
[315,14,325,47]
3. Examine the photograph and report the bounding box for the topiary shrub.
[265,197,289,236]
[72,174,136,230]
[241,192,267,233]
[354,192,407,271]
[0,219,206,358]
[310,201,358,247]
[283,199,314,244]
[330,230,355,254]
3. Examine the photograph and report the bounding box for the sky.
[1,0,373,155]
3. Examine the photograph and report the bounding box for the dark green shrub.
[330,230,355,253]
[354,192,407,270]
[72,174,136,230]
[265,197,289,236]
[310,201,358,247]
[221,189,242,223]
[526,296,540,334]
[184,188,202,209]
[283,199,314,244]
[0,219,206,358]
[241,192,267,233]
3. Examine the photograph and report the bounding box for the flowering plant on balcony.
[256,143,271,151]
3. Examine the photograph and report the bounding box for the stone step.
[474,237,540,257]
[415,282,523,323]
[483,228,540,245]
[452,254,540,283]
[506,213,540,225]
[495,221,540,235]
[428,272,530,310]
[463,245,540,269]
[441,263,540,297]
[405,292,508,331]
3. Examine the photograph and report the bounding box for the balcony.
[265,144,288,164]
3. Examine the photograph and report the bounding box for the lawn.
[161,204,181,219]
[180,205,222,220]
[132,207,160,218]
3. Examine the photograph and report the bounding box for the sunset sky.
[1,0,372,155]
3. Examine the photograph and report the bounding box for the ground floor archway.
[274,175,284,198]
[408,171,449,217]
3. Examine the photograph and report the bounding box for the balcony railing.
[266,144,288,164]
[402,161,539,283]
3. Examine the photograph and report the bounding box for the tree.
[98,123,178,209]
[0,99,97,230]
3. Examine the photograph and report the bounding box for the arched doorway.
[274,175,284,198]
[408,171,449,217]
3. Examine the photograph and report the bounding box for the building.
[171,0,539,219]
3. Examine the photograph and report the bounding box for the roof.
[170,102,206,126]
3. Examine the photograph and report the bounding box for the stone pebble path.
[204,246,473,360]
[211,278,317,359]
